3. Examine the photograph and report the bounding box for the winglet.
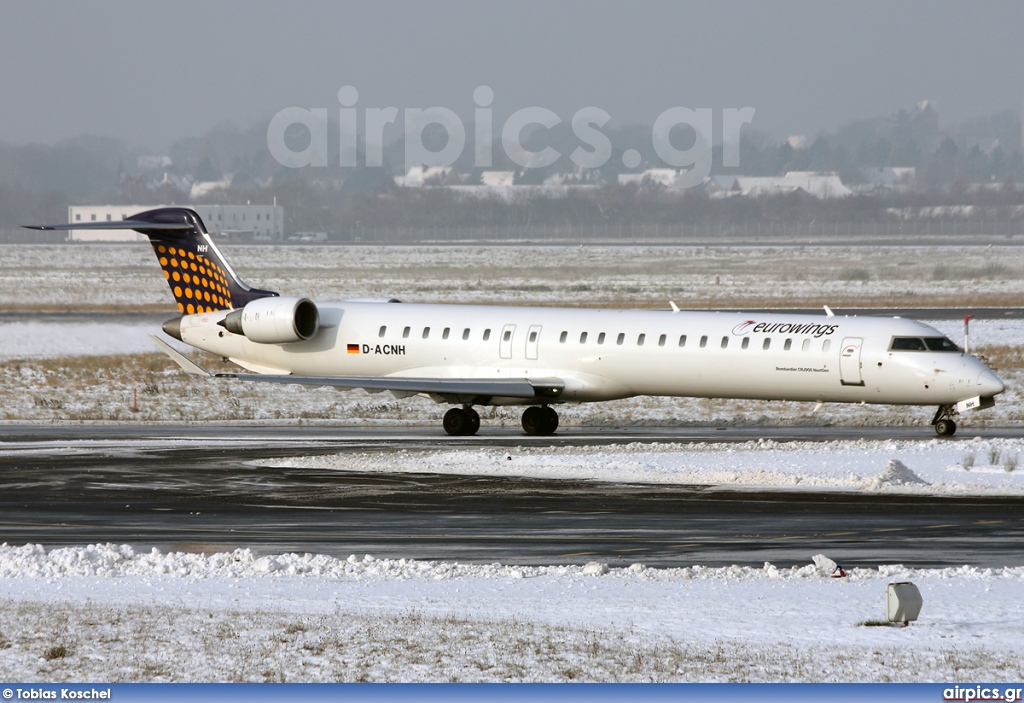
[149,334,212,377]
[823,305,835,317]
[669,301,680,313]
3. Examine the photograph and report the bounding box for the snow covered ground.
[3,242,1024,311]
[1,544,1023,682]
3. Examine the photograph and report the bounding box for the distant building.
[136,155,173,171]
[786,135,810,150]
[617,169,690,187]
[189,178,232,200]
[707,172,852,200]
[481,171,516,186]
[395,166,453,187]
[66,204,284,242]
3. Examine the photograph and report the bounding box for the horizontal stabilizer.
[23,220,193,231]
[149,334,212,377]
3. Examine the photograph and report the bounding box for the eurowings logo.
[731,320,840,338]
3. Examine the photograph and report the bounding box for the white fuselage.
[175,302,1005,408]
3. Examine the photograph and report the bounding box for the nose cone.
[978,368,1005,397]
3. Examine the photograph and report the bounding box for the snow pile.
[870,458,929,488]
[270,438,1024,495]
[3,543,1023,584]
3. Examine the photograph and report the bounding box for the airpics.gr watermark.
[267,86,755,189]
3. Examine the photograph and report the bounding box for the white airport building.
[66,204,284,242]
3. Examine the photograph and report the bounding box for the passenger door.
[499,324,516,359]
[839,337,865,386]
[526,325,542,360]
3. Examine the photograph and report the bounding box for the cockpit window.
[890,337,926,351]
[923,337,961,352]
[889,336,961,352]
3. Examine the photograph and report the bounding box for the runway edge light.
[887,581,923,625]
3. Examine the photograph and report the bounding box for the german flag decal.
[347,344,360,354]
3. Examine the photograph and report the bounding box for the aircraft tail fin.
[25,207,278,313]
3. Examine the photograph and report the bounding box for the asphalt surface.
[1,424,1023,568]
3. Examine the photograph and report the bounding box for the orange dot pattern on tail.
[151,242,233,314]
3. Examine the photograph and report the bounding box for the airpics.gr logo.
[732,320,839,338]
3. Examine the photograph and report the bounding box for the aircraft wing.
[150,335,564,402]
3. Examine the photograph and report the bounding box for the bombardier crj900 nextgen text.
[27,208,1005,437]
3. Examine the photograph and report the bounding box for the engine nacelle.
[220,296,319,344]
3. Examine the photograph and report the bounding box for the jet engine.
[220,296,320,344]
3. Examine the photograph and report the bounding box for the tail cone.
[162,316,183,341]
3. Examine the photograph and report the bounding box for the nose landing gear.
[931,404,957,437]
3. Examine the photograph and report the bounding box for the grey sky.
[2,0,1022,150]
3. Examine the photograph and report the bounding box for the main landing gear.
[443,406,480,436]
[521,406,559,436]
[931,404,957,437]
[441,405,560,436]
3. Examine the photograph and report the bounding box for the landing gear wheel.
[522,407,543,435]
[522,406,558,436]
[443,407,478,436]
[540,406,559,435]
[465,407,480,435]
[935,419,957,437]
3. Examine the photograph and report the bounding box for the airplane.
[26,207,1005,437]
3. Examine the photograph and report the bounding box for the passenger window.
[700,335,708,348]
[423,327,430,339]
[442,328,450,340]
[462,328,470,340]
[597,332,605,344]
[560,331,568,343]
[617,333,625,345]
[378,325,386,338]
[658,334,666,347]
[721,336,729,349]
[822,340,831,352]
[637,333,645,346]
[763,338,771,350]
[784,339,792,351]
[741,337,750,349]
[580,332,588,343]
[403,326,411,339]
[802,339,810,352]
[483,329,491,341]
[503,329,512,342]
[529,331,538,343]
[678,335,687,347]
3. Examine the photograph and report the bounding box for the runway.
[2,424,1023,568]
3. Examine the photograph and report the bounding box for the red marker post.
[964,314,974,354]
